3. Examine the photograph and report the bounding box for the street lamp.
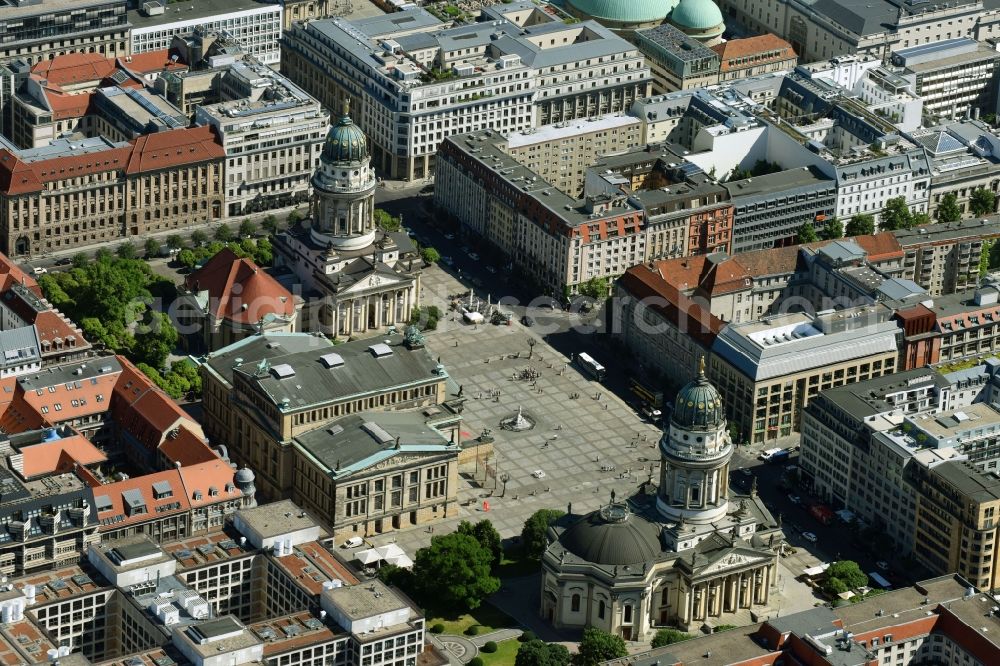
[499,473,510,498]
[527,338,536,359]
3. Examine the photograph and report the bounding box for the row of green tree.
[37,253,198,399]
[796,190,996,243]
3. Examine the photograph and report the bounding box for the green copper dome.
[671,358,725,430]
[568,0,676,26]
[322,99,369,164]
[669,0,723,30]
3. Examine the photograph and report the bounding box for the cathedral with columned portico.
[274,100,421,338]
[541,360,782,639]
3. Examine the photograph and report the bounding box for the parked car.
[788,494,802,505]
[802,531,818,543]
[876,560,890,571]
[469,252,480,261]
[54,258,72,266]
[32,266,47,275]
[532,470,546,479]
[521,315,534,327]
[342,537,364,548]
[444,233,455,240]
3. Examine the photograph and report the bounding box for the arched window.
[571,594,580,612]
[598,600,605,619]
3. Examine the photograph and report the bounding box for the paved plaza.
[361,265,826,627]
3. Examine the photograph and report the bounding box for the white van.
[758,448,783,461]
[342,537,364,549]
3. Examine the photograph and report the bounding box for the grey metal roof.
[152,480,173,496]
[128,0,280,29]
[294,410,456,476]
[559,507,662,565]
[0,326,39,368]
[712,312,900,381]
[349,8,442,38]
[811,367,947,421]
[122,488,146,511]
[635,23,719,64]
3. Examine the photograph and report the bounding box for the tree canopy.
[819,217,843,241]
[971,188,996,217]
[845,214,876,237]
[824,560,868,595]
[411,532,500,610]
[577,277,609,299]
[516,640,571,666]
[457,519,503,568]
[521,509,565,560]
[879,197,913,231]
[375,209,401,232]
[937,193,962,223]
[573,628,627,666]
[796,222,818,243]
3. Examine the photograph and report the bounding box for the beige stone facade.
[199,333,453,509]
[0,126,224,257]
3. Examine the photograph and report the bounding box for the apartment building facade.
[280,5,651,180]
[0,127,225,257]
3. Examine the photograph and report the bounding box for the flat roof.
[505,114,639,150]
[325,579,409,621]
[814,367,948,421]
[894,216,1000,246]
[128,0,281,30]
[0,0,118,20]
[723,166,833,201]
[234,499,320,540]
[928,460,1000,503]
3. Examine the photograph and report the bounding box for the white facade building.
[129,1,283,66]
[194,60,328,217]
[281,2,651,180]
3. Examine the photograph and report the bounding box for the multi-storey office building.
[194,59,328,216]
[128,0,284,67]
[711,35,798,83]
[720,0,1000,63]
[722,166,837,253]
[633,24,720,94]
[0,0,128,65]
[0,127,225,257]
[708,305,901,444]
[281,3,651,180]
[499,115,642,197]
[890,38,1000,122]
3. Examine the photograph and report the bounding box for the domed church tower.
[657,357,732,524]
[310,100,378,252]
[274,98,421,339]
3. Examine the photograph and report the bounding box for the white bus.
[576,352,606,381]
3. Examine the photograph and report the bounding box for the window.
[571,594,580,612]
[598,600,605,619]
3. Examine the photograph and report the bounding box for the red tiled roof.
[87,467,193,528]
[158,426,218,467]
[20,367,119,425]
[712,34,797,72]
[14,434,106,480]
[0,252,39,294]
[617,266,722,347]
[185,248,296,324]
[31,52,116,87]
[849,233,905,262]
[125,125,225,175]
[0,125,223,196]
[177,458,241,507]
[42,87,95,120]
[112,357,200,452]
[118,50,189,76]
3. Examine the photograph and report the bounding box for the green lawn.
[479,639,521,666]
[428,602,515,636]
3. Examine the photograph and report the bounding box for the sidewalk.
[469,628,523,647]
